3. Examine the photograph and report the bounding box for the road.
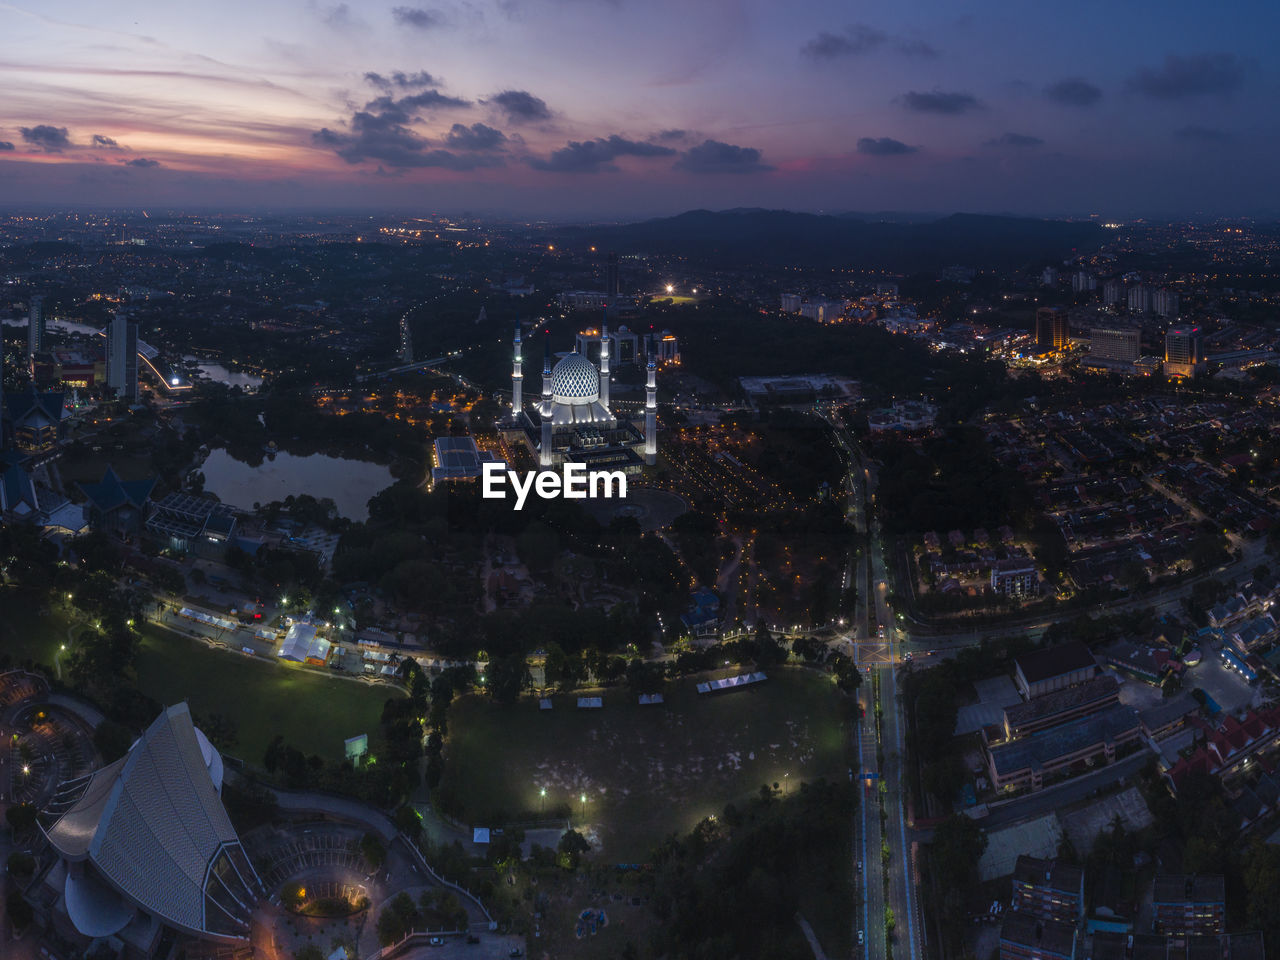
[823,401,924,960]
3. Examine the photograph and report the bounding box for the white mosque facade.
[502,323,656,475]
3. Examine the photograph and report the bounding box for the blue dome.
[550,353,600,404]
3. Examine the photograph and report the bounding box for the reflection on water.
[199,448,394,521]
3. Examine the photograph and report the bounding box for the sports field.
[135,625,399,764]
[440,666,852,861]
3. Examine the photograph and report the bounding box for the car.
[903,652,913,662]
[509,951,524,958]
[428,936,445,946]
[857,930,864,946]
[466,934,480,944]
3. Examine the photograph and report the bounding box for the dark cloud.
[530,136,676,173]
[652,129,689,142]
[488,90,551,123]
[1044,77,1102,106]
[316,100,501,170]
[895,38,938,58]
[856,137,918,156]
[122,157,161,168]
[91,134,120,148]
[802,24,885,59]
[444,122,507,151]
[675,139,773,174]
[320,3,362,28]
[0,141,14,151]
[1173,125,1233,144]
[802,23,936,60]
[984,132,1044,147]
[20,125,72,152]
[356,89,470,128]
[364,70,438,91]
[1128,53,1245,99]
[900,90,981,114]
[391,6,444,29]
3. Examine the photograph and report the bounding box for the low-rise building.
[987,703,1142,793]
[999,912,1077,960]
[1152,874,1226,935]
[1012,856,1085,923]
[1002,676,1120,740]
[1014,642,1097,699]
[992,558,1039,598]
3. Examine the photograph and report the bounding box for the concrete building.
[107,312,139,402]
[40,703,263,953]
[1089,326,1142,363]
[1002,676,1120,739]
[1127,284,1153,314]
[1152,288,1180,319]
[987,704,1142,793]
[1165,326,1204,378]
[27,294,45,361]
[992,558,1038,597]
[1012,856,1085,923]
[1152,875,1226,935]
[1103,279,1124,306]
[1072,271,1097,294]
[1014,642,1097,699]
[999,912,1077,960]
[1035,307,1069,353]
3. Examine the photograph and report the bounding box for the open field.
[440,667,852,862]
[0,587,77,668]
[136,625,399,764]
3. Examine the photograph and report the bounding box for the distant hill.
[563,209,1106,272]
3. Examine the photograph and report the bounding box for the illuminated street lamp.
[540,787,546,814]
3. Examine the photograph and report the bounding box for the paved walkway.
[794,913,828,960]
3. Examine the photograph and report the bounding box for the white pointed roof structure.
[43,702,261,941]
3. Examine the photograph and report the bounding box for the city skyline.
[1,0,1277,217]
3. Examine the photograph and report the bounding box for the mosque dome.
[550,353,600,404]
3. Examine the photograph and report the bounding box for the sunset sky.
[1,0,1275,218]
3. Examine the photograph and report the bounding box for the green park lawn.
[0,588,77,668]
[135,625,399,765]
[440,666,852,862]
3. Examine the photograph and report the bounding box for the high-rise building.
[1089,326,1141,363]
[398,312,413,362]
[107,312,138,402]
[1127,284,1152,314]
[1041,266,1059,286]
[1034,307,1069,353]
[1071,271,1096,294]
[605,251,619,302]
[1165,326,1204,378]
[27,295,45,360]
[1103,279,1124,306]
[1152,288,1180,319]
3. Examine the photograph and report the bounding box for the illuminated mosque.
[502,322,656,475]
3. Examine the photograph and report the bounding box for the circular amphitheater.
[252,824,376,914]
[9,701,98,808]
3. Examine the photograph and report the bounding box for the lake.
[199,448,395,521]
[182,355,264,390]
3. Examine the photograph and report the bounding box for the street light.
[540,787,546,814]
